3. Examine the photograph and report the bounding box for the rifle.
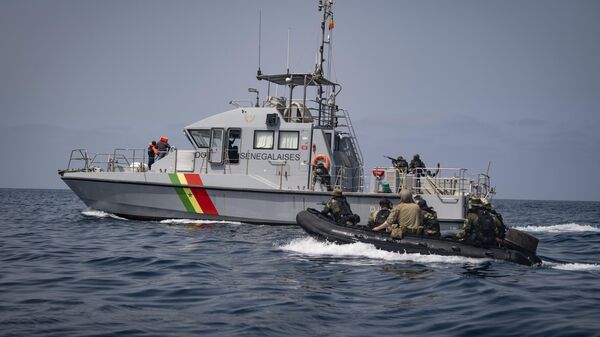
[384,155,399,167]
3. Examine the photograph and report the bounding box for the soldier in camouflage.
[372,189,423,238]
[456,197,505,247]
[321,188,360,225]
[414,196,440,237]
[367,198,393,229]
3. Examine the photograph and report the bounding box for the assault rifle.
[384,155,408,171]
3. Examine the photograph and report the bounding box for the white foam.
[279,237,486,265]
[81,210,128,220]
[513,223,600,233]
[159,219,242,225]
[544,261,600,271]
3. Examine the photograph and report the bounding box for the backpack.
[374,208,391,226]
[474,209,496,245]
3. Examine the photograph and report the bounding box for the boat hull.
[61,174,465,228]
[296,209,542,266]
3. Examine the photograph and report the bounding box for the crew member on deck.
[409,154,426,176]
[147,141,158,170]
[156,136,171,159]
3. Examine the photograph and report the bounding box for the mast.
[316,0,335,127]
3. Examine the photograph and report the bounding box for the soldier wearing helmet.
[414,195,440,237]
[321,188,360,225]
[367,198,393,229]
[456,197,505,247]
[409,154,426,175]
[372,189,423,238]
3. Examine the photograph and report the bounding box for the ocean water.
[1,189,599,337]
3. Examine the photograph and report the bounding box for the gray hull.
[62,176,465,229]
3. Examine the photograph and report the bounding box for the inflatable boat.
[296,209,542,266]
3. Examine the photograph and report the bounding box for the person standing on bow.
[147,141,158,170]
[156,136,171,159]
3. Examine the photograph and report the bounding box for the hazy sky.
[1,0,599,201]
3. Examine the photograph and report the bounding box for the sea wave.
[81,210,128,220]
[159,219,242,225]
[279,237,486,265]
[544,262,600,271]
[513,223,600,233]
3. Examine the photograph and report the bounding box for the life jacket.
[374,208,391,226]
[148,143,159,156]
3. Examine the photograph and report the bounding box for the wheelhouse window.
[324,131,332,150]
[254,130,274,149]
[227,129,241,163]
[278,131,299,150]
[189,129,211,148]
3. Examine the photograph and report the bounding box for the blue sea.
[1,189,599,337]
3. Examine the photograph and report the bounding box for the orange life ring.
[311,154,331,171]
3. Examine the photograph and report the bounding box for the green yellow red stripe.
[169,173,218,215]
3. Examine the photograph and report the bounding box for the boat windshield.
[189,129,211,148]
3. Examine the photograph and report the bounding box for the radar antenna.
[257,10,262,76]
[315,0,334,77]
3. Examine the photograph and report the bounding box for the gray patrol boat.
[60,0,494,228]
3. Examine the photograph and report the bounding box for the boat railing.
[332,165,368,192]
[64,148,150,172]
[111,148,148,172]
[337,108,365,189]
[369,167,470,200]
[470,173,495,199]
[65,149,93,171]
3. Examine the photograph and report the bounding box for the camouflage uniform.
[422,208,441,237]
[367,208,392,229]
[385,202,423,238]
[456,197,503,247]
[395,156,409,173]
[456,208,498,247]
[409,154,426,175]
[322,191,360,225]
[415,196,440,237]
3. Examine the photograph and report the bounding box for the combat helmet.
[468,196,484,209]
[416,198,428,209]
[379,198,392,209]
[333,187,343,197]
[399,189,414,203]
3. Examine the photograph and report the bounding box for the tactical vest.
[473,209,496,245]
[374,209,391,226]
[338,198,353,217]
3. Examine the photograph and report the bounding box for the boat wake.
[543,261,600,271]
[81,210,128,220]
[159,219,242,225]
[280,237,487,265]
[513,223,599,233]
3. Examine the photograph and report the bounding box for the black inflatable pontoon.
[296,209,542,266]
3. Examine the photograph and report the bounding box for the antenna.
[257,10,262,76]
[286,28,291,74]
